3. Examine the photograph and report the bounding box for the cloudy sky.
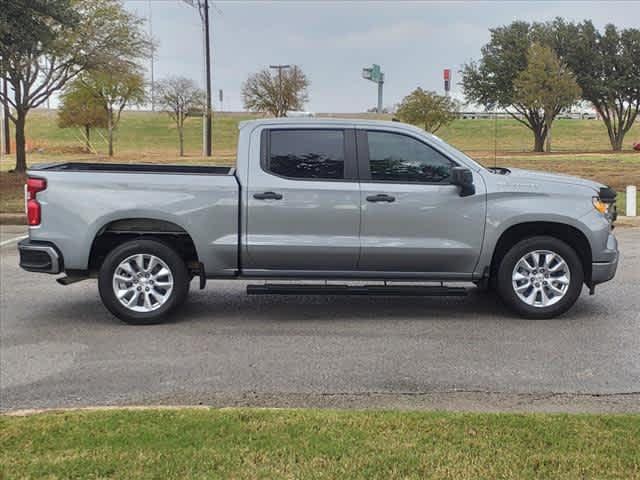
[124,0,640,113]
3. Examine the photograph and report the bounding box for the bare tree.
[156,77,205,156]
[0,0,150,171]
[242,65,309,117]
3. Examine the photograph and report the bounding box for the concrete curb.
[4,391,640,416]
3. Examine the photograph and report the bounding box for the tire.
[98,239,190,325]
[496,236,584,319]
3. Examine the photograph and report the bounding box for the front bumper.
[592,256,618,285]
[591,232,618,285]
[18,239,63,274]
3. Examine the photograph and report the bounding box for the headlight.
[593,196,617,222]
[592,197,608,214]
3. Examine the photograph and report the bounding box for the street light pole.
[269,64,290,117]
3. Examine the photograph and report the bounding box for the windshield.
[424,132,487,171]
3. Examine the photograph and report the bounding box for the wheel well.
[89,218,199,272]
[490,222,592,284]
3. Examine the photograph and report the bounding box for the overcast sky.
[123,0,640,113]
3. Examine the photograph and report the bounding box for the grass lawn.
[1,110,638,214]
[1,408,639,479]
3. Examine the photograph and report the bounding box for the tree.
[461,21,556,152]
[552,20,640,151]
[513,44,581,152]
[0,0,150,172]
[242,65,309,117]
[395,88,458,133]
[156,77,205,156]
[79,66,146,156]
[57,77,108,152]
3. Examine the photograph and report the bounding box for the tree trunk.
[84,125,91,152]
[610,132,624,152]
[14,109,27,173]
[533,130,546,153]
[545,120,552,153]
[178,126,184,157]
[107,114,114,157]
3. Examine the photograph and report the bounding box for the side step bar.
[247,283,467,296]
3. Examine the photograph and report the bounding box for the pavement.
[1,225,639,413]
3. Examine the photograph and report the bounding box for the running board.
[247,283,467,296]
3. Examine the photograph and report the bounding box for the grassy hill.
[1,110,638,214]
[6,109,640,161]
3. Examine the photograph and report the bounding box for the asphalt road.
[1,225,639,413]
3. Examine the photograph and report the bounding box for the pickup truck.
[19,118,619,324]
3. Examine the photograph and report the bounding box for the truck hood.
[501,167,605,192]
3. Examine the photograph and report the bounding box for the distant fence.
[456,111,598,120]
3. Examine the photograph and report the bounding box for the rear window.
[267,130,345,180]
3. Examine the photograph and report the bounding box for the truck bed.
[27,162,240,276]
[29,162,234,175]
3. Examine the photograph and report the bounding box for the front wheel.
[98,239,190,324]
[496,236,584,319]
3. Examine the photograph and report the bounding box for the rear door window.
[267,130,345,180]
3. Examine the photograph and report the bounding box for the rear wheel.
[98,239,189,324]
[496,236,584,319]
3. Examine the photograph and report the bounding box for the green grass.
[20,110,256,158]
[6,110,640,163]
[1,409,639,479]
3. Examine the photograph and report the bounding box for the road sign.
[371,64,381,83]
[362,64,385,113]
[444,68,451,93]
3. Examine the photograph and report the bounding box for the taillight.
[25,177,47,226]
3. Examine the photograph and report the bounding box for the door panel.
[359,181,486,272]
[245,128,361,271]
[358,129,486,273]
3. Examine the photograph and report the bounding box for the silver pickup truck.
[19,118,619,324]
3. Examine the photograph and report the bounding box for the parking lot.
[1,225,639,413]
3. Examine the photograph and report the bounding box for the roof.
[238,117,424,133]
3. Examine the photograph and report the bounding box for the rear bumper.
[18,239,63,274]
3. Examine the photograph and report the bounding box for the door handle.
[253,191,283,200]
[366,194,395,203]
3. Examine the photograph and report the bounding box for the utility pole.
[203,0,212,156]
[269,64,290,117]
[181,0,213,156]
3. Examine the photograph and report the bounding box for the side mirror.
[451,167,475,197]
